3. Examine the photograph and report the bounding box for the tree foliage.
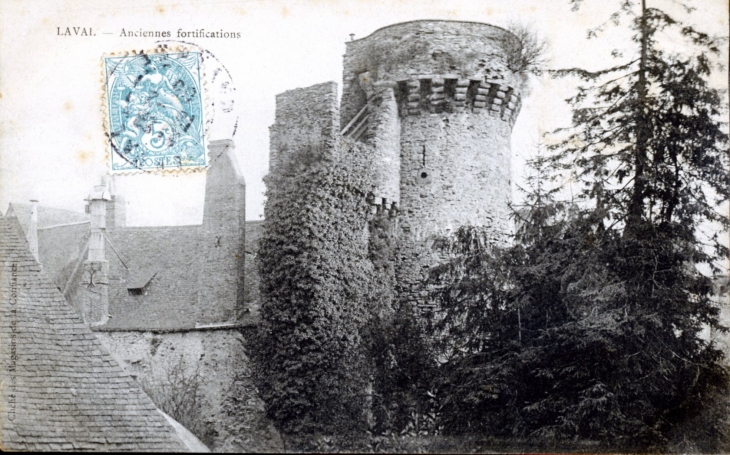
[364,211,440,437]
[550,0,729,242]
[429,0,730,450]
[368,303,438,436]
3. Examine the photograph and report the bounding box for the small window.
[416,167,433,185]
[128,288,145,296]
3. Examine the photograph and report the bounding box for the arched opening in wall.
[419,78,432,112]
[395,80,409,117]
[443,79,457,113]
[465,80,480,112]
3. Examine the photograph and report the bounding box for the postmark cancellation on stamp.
[103,51,207,172]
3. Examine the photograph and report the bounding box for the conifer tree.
[430,1,729,450]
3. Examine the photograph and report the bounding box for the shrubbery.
[251,136,439,441]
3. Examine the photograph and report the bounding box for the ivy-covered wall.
[254,84,385,433]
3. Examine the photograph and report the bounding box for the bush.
[140,354,210,444]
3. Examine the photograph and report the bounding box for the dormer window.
[126,269,157,297]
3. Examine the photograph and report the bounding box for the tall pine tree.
[429,1,730,450]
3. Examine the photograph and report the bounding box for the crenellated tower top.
[341,20,525,128]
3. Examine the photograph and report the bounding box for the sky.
[0,0,727,226]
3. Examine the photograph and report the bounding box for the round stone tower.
[340,20,525,307]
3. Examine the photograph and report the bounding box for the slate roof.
[5,203,90,234]
[101,225,207,331]
[0,215,188,452]
[38,223,90,292]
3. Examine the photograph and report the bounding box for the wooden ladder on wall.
[340,105,369,142]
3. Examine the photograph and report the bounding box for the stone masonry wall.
[396,111,513,306]
[95,329,282,452]
[341,20,523,307]
[398,113,512,241]
[269,81,340,175]
[200,140,246,322]
[359,77,402,207]
[341,20,523,126]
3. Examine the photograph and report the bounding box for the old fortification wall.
[340,20,523,306]
[350,75,402,208]
[200,140,247,320]
[95,329,282,452]
[268,81,340,175]
[341,21,523,125]
[394,108,515,305]
[265,20,524,309]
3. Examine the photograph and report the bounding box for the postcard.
[0,0,728,452]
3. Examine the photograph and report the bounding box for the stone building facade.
[270,20,525,307]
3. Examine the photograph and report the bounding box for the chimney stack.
[88,182,110,261]
[80,179,111,326]
[199,139,246,324]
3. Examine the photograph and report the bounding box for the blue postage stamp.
[104,52,206,172]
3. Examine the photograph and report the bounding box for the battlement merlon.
[341,20,526,127]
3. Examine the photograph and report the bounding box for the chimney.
[88,182,111,261]
[105,174,126,228]
[28,199,39,261]
[80,179,111,326]
[199,139,247,324]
